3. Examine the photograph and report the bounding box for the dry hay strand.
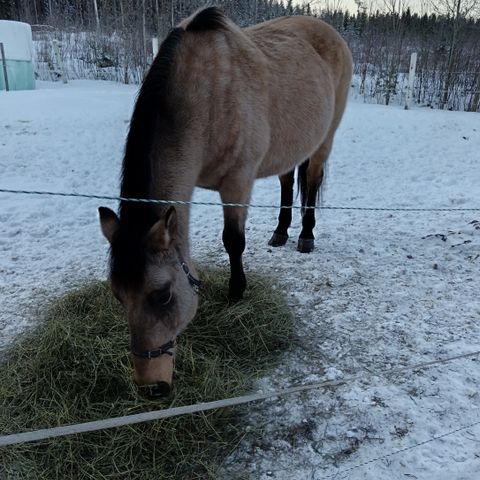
[0,268,294,479]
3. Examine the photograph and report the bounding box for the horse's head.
[98,206,199,397]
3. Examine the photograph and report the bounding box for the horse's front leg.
[219,181,252,302]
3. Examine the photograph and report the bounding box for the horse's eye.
[147,287,172,309]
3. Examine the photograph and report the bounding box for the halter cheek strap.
[175,247,201,294]
[130,251,200,360]
[179,260,201,294]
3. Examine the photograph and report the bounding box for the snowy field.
[1,80,479,478]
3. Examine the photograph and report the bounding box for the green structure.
[0,20,35,91]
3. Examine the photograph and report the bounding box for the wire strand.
[319,419,480,479]
[255,418,480,479]
[1,188,479,212]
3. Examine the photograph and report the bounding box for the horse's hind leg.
[268,169,295,247]
[297,140,332,253]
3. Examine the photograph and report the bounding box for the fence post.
[405,52,417,110]
[152,37,159,59]
[52,39,67,84]
[0,42,9,92]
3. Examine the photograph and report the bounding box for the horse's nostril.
[152,381,171,397]
[137,381,172,399]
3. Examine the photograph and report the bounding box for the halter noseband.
[131,250,200,360]
[131,339,176,359]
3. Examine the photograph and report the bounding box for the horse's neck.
[171,203,191,258]
[150,159,197,260]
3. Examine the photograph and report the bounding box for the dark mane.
[120,26,185,215]
[110,7,227,286]
[112,27,185,286]
[186,7,227,32]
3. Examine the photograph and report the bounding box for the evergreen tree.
[0,0,14,19]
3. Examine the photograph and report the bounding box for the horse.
[98,7,352,397]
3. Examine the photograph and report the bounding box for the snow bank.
[0,80,479,479]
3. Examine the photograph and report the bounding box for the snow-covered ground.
[1,80,479,478]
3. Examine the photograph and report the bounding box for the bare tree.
[382,0,409,28]
[323,0,345,12]
[92,0,100,29]
[431,0,480,107]
[432,0,480,17]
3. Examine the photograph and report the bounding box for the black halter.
[176,248,201,294]
[130,250,200,360]
[131,339,176,359]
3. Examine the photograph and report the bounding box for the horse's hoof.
[228,283,245,304]
[268,232,288,247]
[228,292,243,304]
[297,238,314,253]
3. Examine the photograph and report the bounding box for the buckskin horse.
[98,7,352,396]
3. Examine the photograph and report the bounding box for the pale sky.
[309,1,431,15]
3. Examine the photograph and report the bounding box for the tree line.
[325,1,480,110]
[2,1,479,111]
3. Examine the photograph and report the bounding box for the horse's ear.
[98,207,120,244]
[146,206,177,251]
[165,206,177,235]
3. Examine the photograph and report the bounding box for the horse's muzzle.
[137,381,172,398]
[132,348,175,398]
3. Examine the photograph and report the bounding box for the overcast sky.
[309,1,431,15]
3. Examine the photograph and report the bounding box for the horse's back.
[173,11,352,185]
[247,15,352,85]
[245,16,352,177]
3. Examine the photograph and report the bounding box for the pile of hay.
[0,268,293,479]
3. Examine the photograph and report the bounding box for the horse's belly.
[257,115,329,178]
[196,174,222,191]
[256,67,335,178]
[257,142,318,178]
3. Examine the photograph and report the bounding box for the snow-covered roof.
[0,20,33,62]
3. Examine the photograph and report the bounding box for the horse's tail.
[297,159,309,215]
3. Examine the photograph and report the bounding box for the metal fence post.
[0,42,10,91]
[405,52,417,110]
